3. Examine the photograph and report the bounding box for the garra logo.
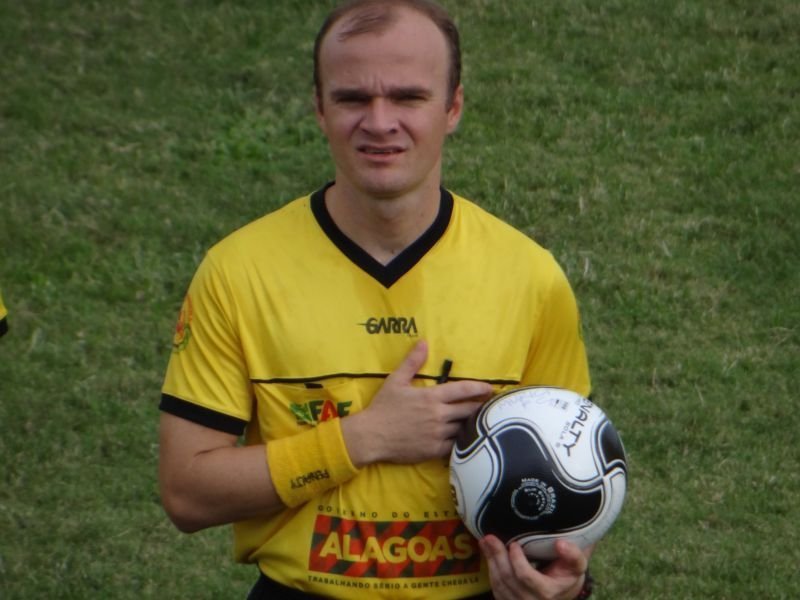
[358,316,418,336]
[291,399,352,426]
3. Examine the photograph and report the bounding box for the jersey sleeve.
[0,290,7,338]
[521,260,591,398]
[160,253,252,435]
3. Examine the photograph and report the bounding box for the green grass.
[1,1,798,598]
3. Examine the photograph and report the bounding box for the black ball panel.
[454,407,481,452]
[476,425,604,542]
[598,419,627,472]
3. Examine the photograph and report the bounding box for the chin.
[355,179,414,200]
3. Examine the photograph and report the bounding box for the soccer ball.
[449,386,627,560]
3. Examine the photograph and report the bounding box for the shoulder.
[449,192,561,272]
[182,194,321,295]
[199,194,324,277]
[212,194,313,256]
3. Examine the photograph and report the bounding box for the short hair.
[313,0,462,108]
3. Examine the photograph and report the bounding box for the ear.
[446,84,464,134]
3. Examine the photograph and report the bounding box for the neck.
[324,183,441,265]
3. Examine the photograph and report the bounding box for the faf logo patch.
[172,294,193,352]
[291,399,352,426]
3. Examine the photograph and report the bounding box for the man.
[159,1,594,598]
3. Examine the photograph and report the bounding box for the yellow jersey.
[161,185,590,598]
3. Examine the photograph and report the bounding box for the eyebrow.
[329,86,433,102]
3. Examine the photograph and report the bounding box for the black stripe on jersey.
[311,182,454,288]
[159,394,248,436]
[0,318,7,337]
[253,372,388,384]
[251,373,520,386]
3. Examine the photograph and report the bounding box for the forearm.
[160,413,362,532]
[161,444,284,532]
[159,413,285,532]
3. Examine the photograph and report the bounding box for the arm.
[158,414,284,533]
[159,256,285,532]
[159,340,493,532]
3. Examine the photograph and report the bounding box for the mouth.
[358,145,404,156]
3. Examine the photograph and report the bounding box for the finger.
[386,340,428,385]
[438,421,462,439]
[435,380,494,403]
[513,540,586,597]
[479,537,501,579]
[506,541,575,598]
[439,418,477,443]
[480,536,519,598]
[508,541,541,581]
[445,402,482,426]
[479,535,510,569]
[553,539,588,574]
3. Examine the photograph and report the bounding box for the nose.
[361,98,398,135]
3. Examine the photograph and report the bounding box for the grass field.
[1,1,798,598]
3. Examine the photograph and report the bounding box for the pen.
[437,359,453,384]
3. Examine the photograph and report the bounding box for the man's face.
[315,8,463,201]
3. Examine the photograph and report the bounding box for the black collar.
[310,183,454,288]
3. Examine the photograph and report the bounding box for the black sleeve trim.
[0,318,7,337]
[159,394,248,436]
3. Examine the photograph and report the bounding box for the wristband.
[267,418,359,507]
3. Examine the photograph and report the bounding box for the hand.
[342,340,493,466]
[480,536,590,600]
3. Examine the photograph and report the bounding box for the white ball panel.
[484,387,604,482]
[449,441,498,536]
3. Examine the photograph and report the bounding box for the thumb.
[387,340,428,385]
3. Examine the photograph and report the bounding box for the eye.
[333,92,370,105]
[391,89,431,105]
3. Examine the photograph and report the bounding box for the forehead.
[318,8,449,91]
